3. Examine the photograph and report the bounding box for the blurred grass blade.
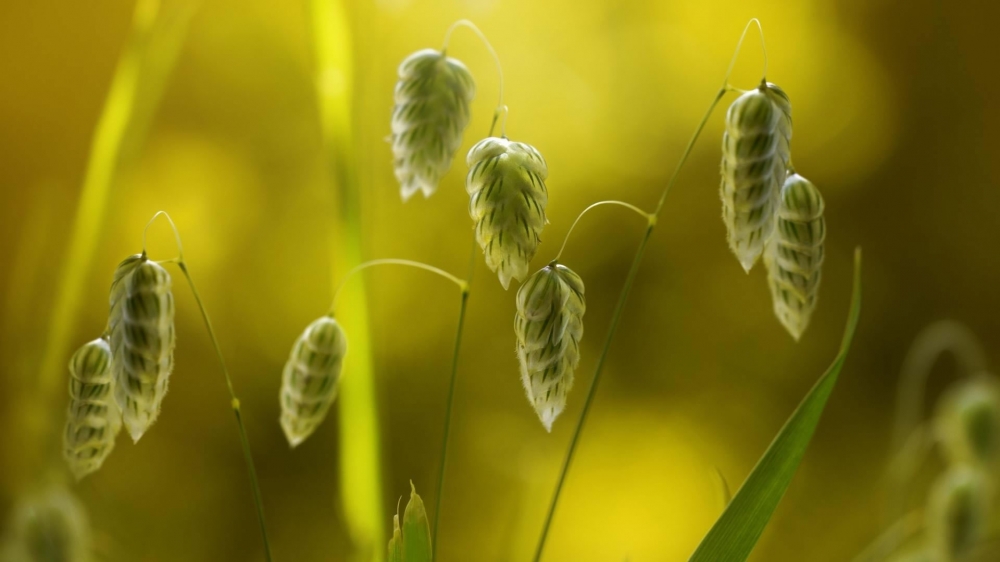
[388,512,403,562]
[402,482,432,562]
[689,247,863,562]
[310,0,385,559]
[30,0,196,473]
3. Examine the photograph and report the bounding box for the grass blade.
[689,247,863,562]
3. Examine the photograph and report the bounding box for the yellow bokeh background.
[1,0,998,560]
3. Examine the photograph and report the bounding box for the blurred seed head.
[1,485,91,562]
[764,173,826,340]
[392,48,476,201]
[467,136,549,289]
[935,375,1000,470]
[109,254,175,443]
[720,82,792,272]
[280,316,347,447]
[925,464,992,562]
[515,263,585,431]
[63,337,122,480]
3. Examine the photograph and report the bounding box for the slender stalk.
[554,200,652,262]
[145,212,273,561]
[532,18,767,560]
[330,259,467,313]
[430,239,478,561]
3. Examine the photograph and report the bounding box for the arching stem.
[145,212,273,562]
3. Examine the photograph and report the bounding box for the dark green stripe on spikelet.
[392,48,476,201]
[514,263,585,431]
[109,255,175,443]
[720,82,792,272]
[935,377,1000,469]
[279,315,347,447]
[467,137,549,290]
[64,336,122,480]
[925,465,991,561]
[764,173,825,340]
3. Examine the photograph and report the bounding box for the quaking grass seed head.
[109,254,175,443]
[515,262,585,431]
[467,136,549,289]
[925,464,992,561]
[392,48,476,201]
[764,172,826,340]
[935,375,1000,470]
[280,315,347,447]
[720,82,792,272]
[63,337,122,480]
[1,485,91,562]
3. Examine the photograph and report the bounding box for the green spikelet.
[1,485,91,562]
[515,263,585,431]
[936,376,1000,470]
[764,173,825,340]
[720,82,792,272]
[63,337,121,480]
[925,465,992,561]
[279,315,347,447]
[392,48,476,201]
[109,254,175,443]
[386,482,432,562]
[467,136,549,289]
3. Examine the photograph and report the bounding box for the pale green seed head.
[765,173,825,340]
[108,255,175,443]
[936,375,1000,469]
[926,465,992,561]
[467,136,549,290]
[720,82,793,272]
[392,48,476,201]
[515,263,585,431]
[279,315,348,447]
[2,485,91,562]
[63,337,122,481]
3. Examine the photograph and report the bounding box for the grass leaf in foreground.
[689,247,863,562]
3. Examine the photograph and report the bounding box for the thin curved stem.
[723,18,768,87]
[442,19,505,134]
[553,200,652,262]
[145,212,273,562]
[430,238,478,562]
[533,19,764,561]
[850,510,924,562]
[329,259,467,314]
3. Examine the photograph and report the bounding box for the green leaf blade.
[689,248,863,562]
[402,481,432,562]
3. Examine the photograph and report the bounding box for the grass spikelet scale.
[467,136,549,289]
[764,172,825,340]
[392,48,476,201]
[925,465,992,561]
[63,336,122,480]
[279,315,347,447]
[109,254,175,443]
[935,375,1000,469]
[720,82,792,272]
[515,263,585,431]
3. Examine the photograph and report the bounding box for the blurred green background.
[1,0,998,560]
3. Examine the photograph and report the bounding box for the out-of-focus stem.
[29,0,196,476]
[310,0,385,559]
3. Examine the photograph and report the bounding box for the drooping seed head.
[936,375,1000,470]
[467,136,549,289]
[109,254,175,443]
[1,485,91,562]
[63,337,122,480]
[764,173,825,340]
[515,263,585,431]
[720,82,793,272]
[279,315,347,447]
[925,465,992,561]
[392,48,476,201]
